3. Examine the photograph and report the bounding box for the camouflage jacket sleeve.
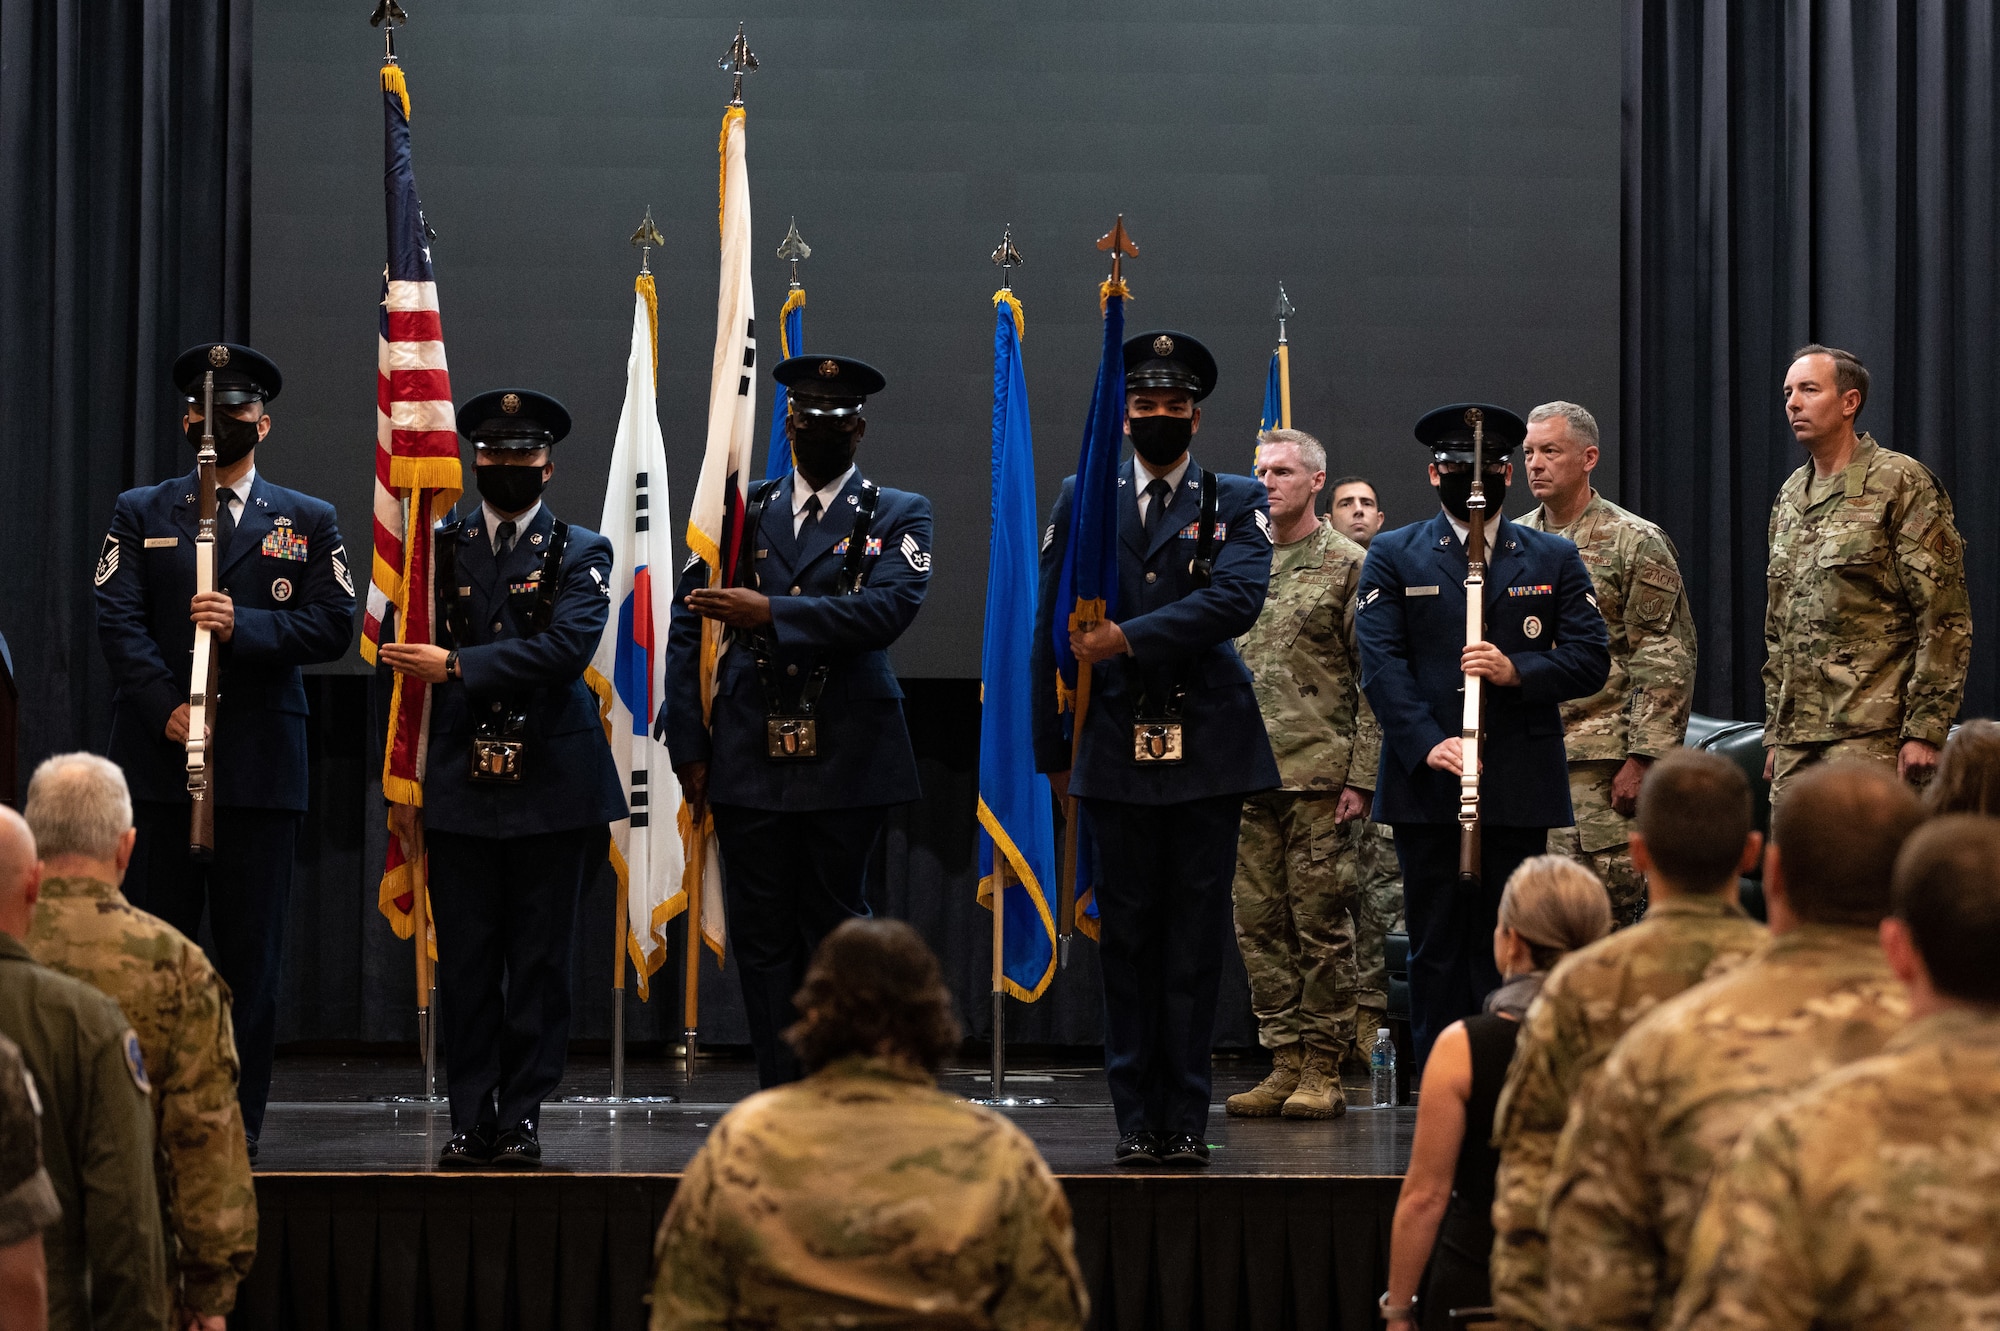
[164,952,256,1316]
[1347,602,1381,793]
[1663,1114,1816,1331]
[989,1142,1089,1331]
[1890,474,1971,746]
[0,1038,59,1246]
[648,1140,733,1330]
[1543,1048,1665,1331]
[1620,528,1697,757]
[1761,490,1789,745]
[1488,987,1581,1327]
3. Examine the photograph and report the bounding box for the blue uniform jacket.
[95,469,354,811]
[663,470,930,812]
[1032,458,1281,804]
[1355,511,1609,827]
[422,504,627,839]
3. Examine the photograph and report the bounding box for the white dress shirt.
[216,468,256,524]
[791,465,855,536]
[482,499,543,553]
[1444,506,1502,559]
[1135,456,1191,525]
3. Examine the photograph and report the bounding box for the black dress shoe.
[1113,1131,1162,1166]
[491,1121,542,1169]
[1158,1133,1211,1167]
[437,1127,496,1169]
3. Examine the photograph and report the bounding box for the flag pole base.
[561,1000,678,1103]
[967,991,1057,1108]
[1058,934,1071,969]
[559,1095,681,1105]
[683,1028,698,1082]
[377,998,448,1105]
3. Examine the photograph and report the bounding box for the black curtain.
[0,0,252,777]
[1624,0,2000,723]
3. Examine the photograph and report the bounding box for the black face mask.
[475,463,547,514]
[1128,413,1194,468]
[1435,466,1508,524]
[185,414,262,467]
[789,419,859,486]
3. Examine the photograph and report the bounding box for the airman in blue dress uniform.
[664,356,932,1089]
[1353,404,1609,1070]
[379,388,626,1169]
[94,342,355,1155]
[1033,331,1281,1167]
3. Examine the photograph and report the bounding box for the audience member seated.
[0,803,168,1331]
[1544,762,1923,1331]
[24,753,256,1330]
[1382,857,1611,1331]
[1488,750,1767,1328]
[1669,813,2000,1330]
[647,918,1088,1331]
[1925,717,2000,815]
[0,1028,58,1331]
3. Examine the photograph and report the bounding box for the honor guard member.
[1354,405,1608,1071]
[379,390,626,1169]
[665,356,931,1089]
[1033,332,1281,1167]
[1225,429,1378,1120]
[1519,401,1697,927]
[1762,344,1971,805]
[94,342,355,1154]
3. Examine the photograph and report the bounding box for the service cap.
[774,356,885,419]
[172,343,282,406]
[457,389,572,446]
[1123,330,1217,401]
[1414,403,1527,462]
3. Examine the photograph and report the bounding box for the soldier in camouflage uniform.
[1519,401,1696,928]
[1666,814,2000,1331]
[1763,345,1971,807]
[24,754,255,1328]
[0,1029,61,1326]
[1543,763,1921,1331]
[1228,432,1380,1119]
[1328,476,1403,1069]
[1489,751,1766,1331]
[0,803,169,1331]
[650,920,1086,1330]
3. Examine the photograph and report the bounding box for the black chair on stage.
[1683,713,1771,921]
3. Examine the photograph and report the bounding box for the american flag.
[364,56,461,937]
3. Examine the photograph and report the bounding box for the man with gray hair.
[0,801,167,1331]
[1518,400,1696,926]
[25,754,254,1330]
[1227,428,1379,1118]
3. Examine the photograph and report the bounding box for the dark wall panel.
[252,0,1621,677]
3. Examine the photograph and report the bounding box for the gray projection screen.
[252,0,1619,677]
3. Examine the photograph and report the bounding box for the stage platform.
[236,1052,1413,1331]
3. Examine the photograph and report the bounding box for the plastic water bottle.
[1370,1028,1397,1108]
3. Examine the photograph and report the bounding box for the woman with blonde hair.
[1926,719,2000,816]
[1380,856,1611,1330]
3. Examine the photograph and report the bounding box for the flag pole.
[1057,214,1137,969]
[561,215,678,1108]
[1274,282,1294,431]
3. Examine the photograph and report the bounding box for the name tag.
[144,537,179,549]
[1406,585,1440,597]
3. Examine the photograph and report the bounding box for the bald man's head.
[0,805,39,939]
